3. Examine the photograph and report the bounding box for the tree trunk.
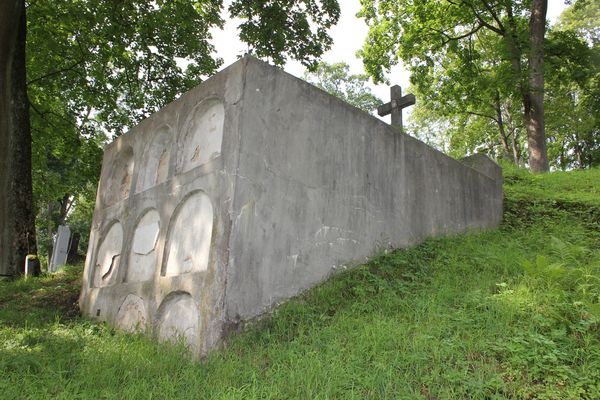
[47,201,54,262]
[494,91,512,161]
[526,0,549,172]
[0,0,37,276]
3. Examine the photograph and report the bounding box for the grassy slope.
[1,165,599,399]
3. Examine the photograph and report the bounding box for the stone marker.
[79,56,503,358]
[49,225,71,272]
[377,85,415,132]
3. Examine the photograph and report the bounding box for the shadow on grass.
[0,265,82,328]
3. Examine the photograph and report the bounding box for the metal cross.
[377,85,415,132]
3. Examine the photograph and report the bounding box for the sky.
[210,1,569,120]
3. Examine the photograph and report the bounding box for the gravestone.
[79,56,503,357]
[49,225,71,272]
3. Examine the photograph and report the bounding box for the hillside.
[1,165,599,399]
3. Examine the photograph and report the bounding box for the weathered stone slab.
[49,225,70,273]
[116,294,147,332]
[127,210,160,282]
[79,56,503,358]
[92,222,123,287]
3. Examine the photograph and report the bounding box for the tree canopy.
[1,0,341,274]
[303,61,383,113]
[358,0,552,172]
[359,0,598,171]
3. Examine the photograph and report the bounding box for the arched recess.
[177,99,224,174]
[155,292,200,350]
[116,294,147,333]
[92,221,124,287]
[162,191,214,276]
[101,146,134,207]
[126,209,160,282]
[136,126,171,193]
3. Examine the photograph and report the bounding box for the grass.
[1,165,600,399]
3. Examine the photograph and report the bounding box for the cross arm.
[377,93,416,117]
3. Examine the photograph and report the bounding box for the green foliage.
[557,0,600,46]
[358,0,531,163]
[545,23,600,169]
[2,167,600,398]
[27,0,226,259]
[26,0,342,259]
[359,0,600,170]
[230,0,340,68]
[303,62,383,113]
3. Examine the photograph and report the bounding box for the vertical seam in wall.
[221,56,249,322]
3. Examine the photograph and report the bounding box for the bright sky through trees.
[211,0,568,116]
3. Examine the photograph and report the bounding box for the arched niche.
[92,221,124,287]
[162,191,213,276]
[116,294,147,333]
[136,126,171,193]
[102,146,134,207]
[155,292,199,350]
[126,209,160,282]
[177,100,224,174]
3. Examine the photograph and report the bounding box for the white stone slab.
[136,127,171,193]
[164,192,213,276]
[127,210,160,282]
[93,222,123,287]
[178,101,224,174]
[49,225,71,273]
[102,147,134,206]
[132,221,159,255]
[116,294,147,333]
[157,293,199,350]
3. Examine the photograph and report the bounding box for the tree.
[0,0,37,276]
[303,62,383,113]
[230,0,341,68]
[358,0,550,172]
[557,0,600,46]
[526,0,548,172]
[546,0,600,169]
[1,0,341,276]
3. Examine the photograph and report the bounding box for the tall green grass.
[1,166,599,399]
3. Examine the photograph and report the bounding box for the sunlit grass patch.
[1,167,600,399]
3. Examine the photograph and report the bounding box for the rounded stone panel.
[136,126,171,193]
[126,209,160,282]
[92,221,124,287]
[156,292,199,350]
[101,146,134,207]
[116,294,147,333]
[163,191,213,276]
[177,100,224,174]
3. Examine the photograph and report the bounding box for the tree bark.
[0,0,37,276]
[526,0,549,172]
[494,90,512,161]
[504,2,548,172]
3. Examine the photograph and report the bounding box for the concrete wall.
[224,58,502,321]
[80,56,502,357]
[79,60,247,355]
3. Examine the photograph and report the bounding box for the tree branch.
[464,110,498,123]
[430,23,484,46]
[27,59,85,86]
[459,0,505,35]
[480,0,506,32]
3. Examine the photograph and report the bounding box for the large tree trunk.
[526,0,549,172]
[0,0,37,276]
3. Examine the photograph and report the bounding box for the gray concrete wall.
[79,60,247,356]
[225,58,502,322]
[80,56,502,357]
